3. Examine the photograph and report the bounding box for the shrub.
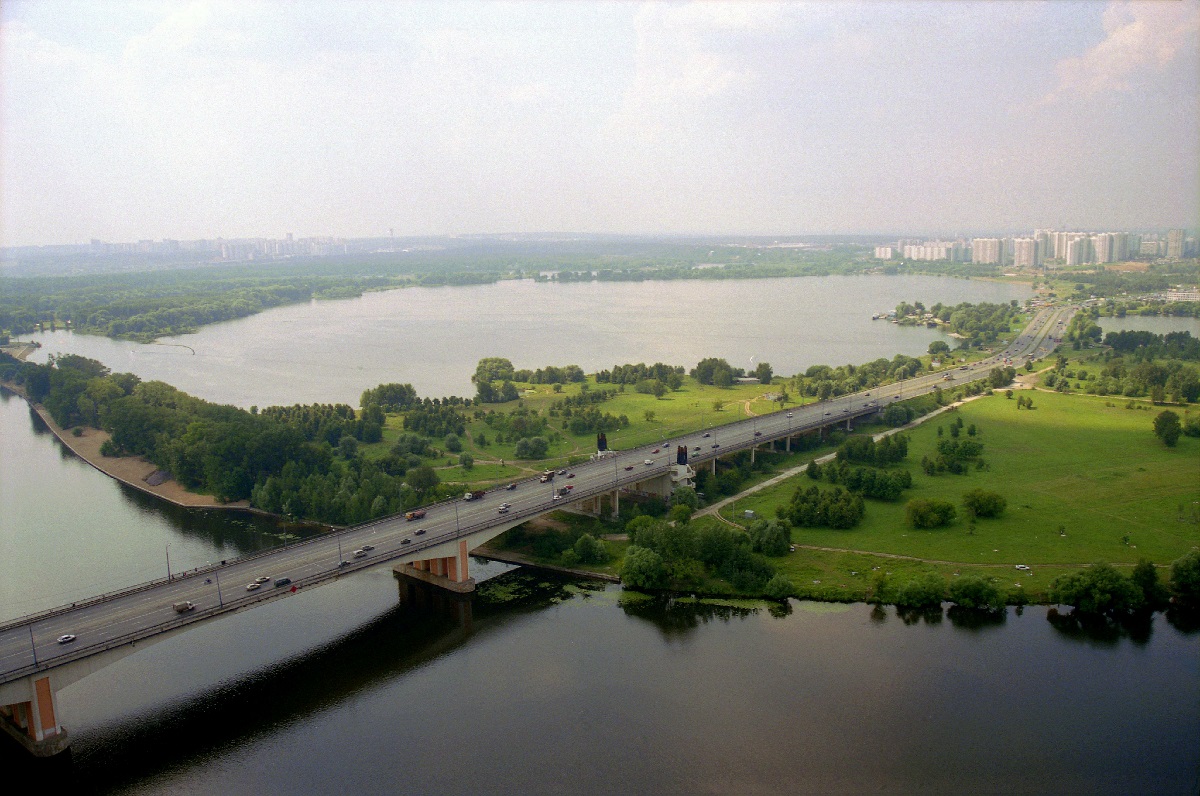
[1049,562,1144,615]
[1171,551,1200,606]
[894,573,945,609]
[621,546,668,590]
[763,574,795,600]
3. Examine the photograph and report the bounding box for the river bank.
[0,381,250,512]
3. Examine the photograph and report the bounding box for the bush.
[1153,410,1182,447]
[747,519,792,557]
[513,436,549,459]
[905,498,957,528]
[444,434,463,453]
[961,488,1006,518]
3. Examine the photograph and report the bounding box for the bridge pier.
[0,673,70,757]
[395,539,476,594]
[785,435,790,452]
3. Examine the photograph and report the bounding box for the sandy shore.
[2,380,249,511]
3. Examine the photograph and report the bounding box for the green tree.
[905,498,957,528]
[947,575,1003,611]
[747,518,792,557]
[1130,559,1166,609]
[1049,562,1143,615]
[961,489,1006,518]
[644,410,656,423]
[763,574,794,600]
[472,357,515,384]
[621,546,668,589]
[406,464,440,494]
[754,361,773,384]
[670,486,699,510]
[444,434,463,453]
[1171,551,1200,606]
[668,504,693,525]
[513,436,549,459]
[894,573,945,609]
[652,380,667,399]
[337,435,359,459]
[1153,410,1182,447]
[928,340,951,357]
[458,452,474,470]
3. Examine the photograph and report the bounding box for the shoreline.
[1,380,257,512]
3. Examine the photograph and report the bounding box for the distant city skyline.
[3,1,1198,247]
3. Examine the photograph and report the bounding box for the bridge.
[0,305,1072,755]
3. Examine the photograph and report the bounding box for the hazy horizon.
[3,1,1198,248]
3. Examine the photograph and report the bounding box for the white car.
[644,459,654,465]
[57,634,76,644]
[1015,564,1030,571]
[245,583,261,592]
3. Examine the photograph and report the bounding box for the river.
[24,274,1031,406]
[3,275,1198,793]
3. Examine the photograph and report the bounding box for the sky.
[2,0,1198,246]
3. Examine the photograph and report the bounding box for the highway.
[0,303,1073,685]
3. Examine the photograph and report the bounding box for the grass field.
[720,390,1199,575]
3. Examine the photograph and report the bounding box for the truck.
[463,490,485,501]
[172,601,195,613]
[404,509,426,521]
[539,471,554,483]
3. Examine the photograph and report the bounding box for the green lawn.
[721,390,1199,569]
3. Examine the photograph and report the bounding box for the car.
[624,465,634,471]
[497,506,509,513]
[353,549,367,558]
[255,576,270,584]
[960,365,969,370]
[565,484,573,490]
[567,472,575,478]
[415,528,426,535]
[506,482,517,490]
[245,583,261,592]
[552,494,562,501]
[652,448,660,453]
[753,431,762,437]
[865,392,870,396]
[500,502,511,509]
[864,402,871,407]
[823,411,831,416]
[711,443,719,449]
[644,459,653,465]
[401,538,411,545]
[786,412,793,418]
[361,544,374,551]
[693,446,701,452]
[57,634,76,644]
[1015,564,1030,571]
[557,469,567,475]
[173,600,195,613]
[338,560,350,568]
[702,432,711,438]
[274,577,292,588]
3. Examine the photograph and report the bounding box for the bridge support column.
[785,435,791,452]
[611,489,619,516]
[0,674,71,757]
[750,445,756,465]
[845,419,852,431]
[711,459,717,476]
[396,540,475,594]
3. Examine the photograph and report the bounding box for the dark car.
[702,432,711,438]
[711,443,719,449]
[415,528,426,536]
[506,483,517,490]
[274,577,292,588]
[624,465,634,471]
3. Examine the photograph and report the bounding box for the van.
[172,601,195,613]
[274,577,292,588]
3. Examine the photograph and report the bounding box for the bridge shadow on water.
[0,569,582,794]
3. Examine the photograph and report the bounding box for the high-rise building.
[1012,238,1039,268]
[1065,236,1092,266]
[1092,233,1113,264]
[1167,229,1185,259]
[874,246,895,260]
[971,238,1003,264]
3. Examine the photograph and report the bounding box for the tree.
[1153,410,1182,447]
[948,575,1003,611]
[472,357,515,384]
[1130,559,1166,609]
[754,361,773,384]
[928,340,951,357]
[1171,551,1200,606]
[621,546,668,589]
[905,498,957,528]
[337,435,359,459]
[747,519,791,557]
[894,573,945,609]
[513,436,549,459]
[652,380,667,399]
[763,574,794,600]
[458,452,474,470]
[405,464,440,494]
[670,486,699,510]
[444,434,463,453]
[961,489,1006,519]
[1049,562,1143,615]
[668,504,693,525]
[644,410,656,423]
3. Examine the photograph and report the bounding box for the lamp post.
[454,500,460,534]
[165,544,172,582]
[28,625,37,666]
[215,569,223,607]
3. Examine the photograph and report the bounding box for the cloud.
[1042,0,1200,104]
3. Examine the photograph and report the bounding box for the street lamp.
[28,625,37,666]
[215,569,224,607]
[454,499,460,534]
[165,544,172,582]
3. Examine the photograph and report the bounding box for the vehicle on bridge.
[405,509,426,521]
[172,601,195,613]
[463,490,485,501]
